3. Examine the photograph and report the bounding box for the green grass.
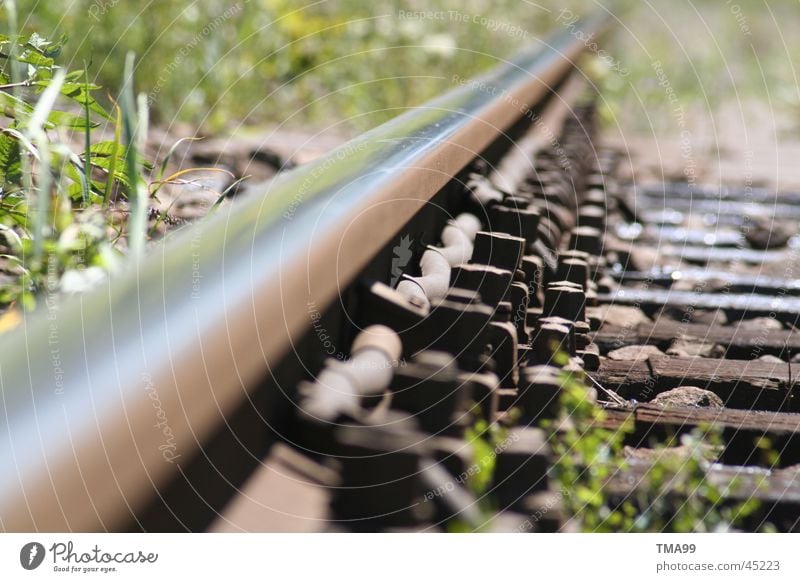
[544,367,764,532]
[0,18,191,312]
[13,0,800,136]
[3,0,798,314]
[16,0,594,133]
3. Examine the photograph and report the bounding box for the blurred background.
[2,0,798,306]
[17,0,800,137]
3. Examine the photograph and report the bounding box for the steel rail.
[0,13,610,531]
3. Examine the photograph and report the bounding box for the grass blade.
[156,136,203,183]
[149,166,234,197]
[81,62,91,205]
[26,68,65,264]
[103,100,122,207]
[212,175,250,209]
[28,69,65,132]
[120,52,148,258]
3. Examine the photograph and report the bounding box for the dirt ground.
[606,99,800,191]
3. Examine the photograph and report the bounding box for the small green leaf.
[24,32,66,59]
[0,133,22,185]
[33,81,112,120]
[89,153,132,188]
[89,141,126,156]
[0,91,35,118]
[46,109,100,129]
[17,49,54,68]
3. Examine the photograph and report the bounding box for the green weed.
[0,23,198,313]
[545,368,765,532]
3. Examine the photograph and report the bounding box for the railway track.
[2,11,799,533]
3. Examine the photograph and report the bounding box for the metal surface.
[0,13,609,531]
